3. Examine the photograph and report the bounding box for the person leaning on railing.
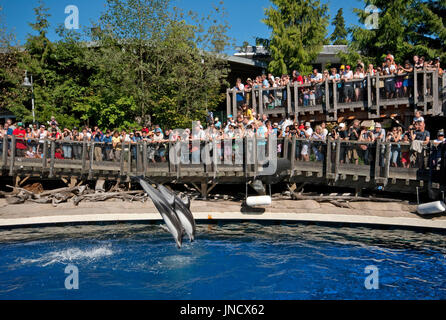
[92,128,104,162]
[111,130,122,162]
[386,126,402,167]
[409,120,430,169]
[358,126,373,165]
[331,123,348,163]
[347,120,361,165]
[341,66,354,103]
[432,129,445,170]
[62,128,73,160]
[12,122,27,157]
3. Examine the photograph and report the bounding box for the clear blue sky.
[1,0,363,53]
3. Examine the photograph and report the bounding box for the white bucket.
[246,196,272,207]
[417,201,446,215]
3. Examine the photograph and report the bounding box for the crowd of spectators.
[0,53,444,170]
[233,54,443,110]
[0,107,444,171]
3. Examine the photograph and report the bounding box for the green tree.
[89,0,229,129]
[348,0,446,65]
[0,5,22,115]
[330,8,348,45]
[262,0,329,75]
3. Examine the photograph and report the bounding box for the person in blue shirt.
[92,128,104,161]
[102,130,113,161]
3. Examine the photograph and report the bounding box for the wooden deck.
[227,70,446,122]
[1,136,444,198]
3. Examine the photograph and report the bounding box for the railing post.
[375,73,380,117]
[212,138,218,179]
[432,70,439,115]
[252,88,257,115]
[258,88,263,115]
[232,88,237,118]
[9,135,16,176]
[294,83,298,116]
[142,141,147,177]
[127,142,131,176]
[49,140,56,178]
[326,138,332,176]
[384,142,391,180]
[374,140,381,179]
[286,83,292,115]
[324,79,329,110]
[283,137,289,160]
[226,89,231,117]
[137,141,143,175]
[332,81,337,120]
[41,139,48,173]
[81,137,88,174]
[367,74,372,111]
[119,143,125,177]
[334,138,341,181]
[88,141,94,179]
[253,134,257,178]
[414,68,418,105]
[290,136,296,177]
[1,135,7,169]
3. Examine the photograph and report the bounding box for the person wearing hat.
[12,122,27,157]
[372,122,386,142]
[433,129,445,168]
[300,122,313,161]
[214,117,221,129]
[331,122,348,163]
[433,129,444,147]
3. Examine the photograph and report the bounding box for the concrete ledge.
[1,211,445,230]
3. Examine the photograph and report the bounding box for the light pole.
[22,70,35,124]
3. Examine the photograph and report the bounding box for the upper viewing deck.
[226,70,446,122]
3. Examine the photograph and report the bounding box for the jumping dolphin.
[156,183,196,242]
[134,177,183,248]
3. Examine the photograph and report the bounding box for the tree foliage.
[0,0,230,130]
[330,8,348,45]
[262,0,329,75]
[348,0,446,65]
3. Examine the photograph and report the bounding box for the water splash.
[18,245,114,267]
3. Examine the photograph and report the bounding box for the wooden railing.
[227,70,446,120]
[0,135,444,193]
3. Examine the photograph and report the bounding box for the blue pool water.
[0,222,445,299]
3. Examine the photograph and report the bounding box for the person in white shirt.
[301,122,313,161]
[341,65,354,102]
[310,69,323,83]
[384,57,397,98]
[353,67,365,101]
[433,129,444,168]
[311,125,325,161]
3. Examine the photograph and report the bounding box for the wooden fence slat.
[49,140,56,178]
[9,135,16,176]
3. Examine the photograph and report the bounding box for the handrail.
[227,69,444,118]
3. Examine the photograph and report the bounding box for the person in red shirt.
[55,147,64,159]
[12,122,27,157]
